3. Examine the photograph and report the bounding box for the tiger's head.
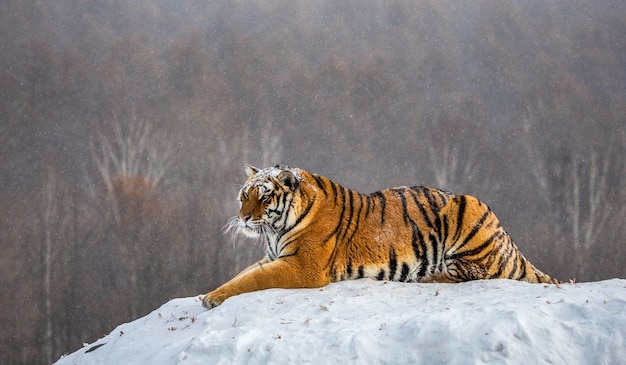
[227,164,302,241]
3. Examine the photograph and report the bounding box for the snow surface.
[55,279,626,365]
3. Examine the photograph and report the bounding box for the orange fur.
[202,165,558,308]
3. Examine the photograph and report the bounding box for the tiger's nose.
[239,214,251,223]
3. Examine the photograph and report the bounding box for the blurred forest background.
[1,0,625,363]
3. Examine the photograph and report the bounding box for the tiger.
[202,164,558,308]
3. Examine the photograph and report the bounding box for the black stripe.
[346,189,356,235]
[389,247,398,280]
[493,242,514,278]
[451,230,499,260]
[455,209,491,251]
[312,175,328,196]
[434,215,444,245]
[329,179,339,200]
[278,247,300,259]
[465,231,502,262]
[399,263,410,282]
[290,194,315,229]
[346,193,365,244]
[338,188,356,243]
[442,215,450,244]
[417,228,429,276]
[411,223,429,277]
[435,190,451,206]
[411,223,421,259]
[376,269,386,280]
[347,259,353,277]
[508,255,519,279]
[357,266,365,279]
[325,186,347,242]
[430,232,444,272]
[275,192,291,228]
[325,247,340,273]
[278,235,300,256]
[431,232,439,271]
[281,190,289,208]
[364,195,372,217]
[453,196,468,242]
[423,188,439,211]
[396,188,411,225]
[518,256,527,280]
[417,261,427,277]
[373,192,386,225]
[492,254,506,279]
[267,238,277,260]
[459,260,475,280]
[483,246,500,273]
[409,188,434,228]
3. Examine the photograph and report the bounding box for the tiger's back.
[202,165,558,309]
[309,177,556,285]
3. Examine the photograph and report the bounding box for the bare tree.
[425,134,478,189]
[420,116,489,194]
[521,117,626,278]
[90,119,173,195]
[40,166,56,365]
[36,162,76,363]
[567,152,614,249]
[88,118,177,318]
[521,117,555,212]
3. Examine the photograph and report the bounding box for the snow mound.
[55,279,626,365]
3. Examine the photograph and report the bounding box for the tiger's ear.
[245,164,260,177]
[277,171,299,191]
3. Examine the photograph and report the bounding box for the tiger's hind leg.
[419,273,460,283]
[436,194,558,283]
[419,259,489,283]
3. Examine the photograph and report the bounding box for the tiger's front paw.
[201,289,228,309]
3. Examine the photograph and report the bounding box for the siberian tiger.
[202,164,558,308]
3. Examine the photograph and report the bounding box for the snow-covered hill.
[55,279,626,365]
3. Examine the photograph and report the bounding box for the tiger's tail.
[518,254,560,284]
